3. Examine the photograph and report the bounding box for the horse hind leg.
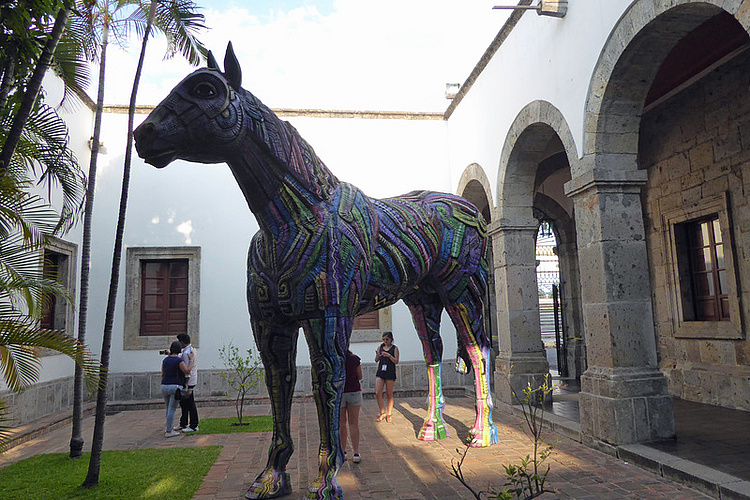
[446,297,499,448]
[405,295,449,441]
[246,321,298,499]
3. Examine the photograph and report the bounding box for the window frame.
[350,308,392,343]
[124,246,201,350]
[662,193,743,339]
[39,238,77,351]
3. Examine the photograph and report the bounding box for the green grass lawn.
[0,446,221,500]
[190,415,273,435]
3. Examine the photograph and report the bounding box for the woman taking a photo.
[374,331,399,423]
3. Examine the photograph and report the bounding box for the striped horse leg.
[405,296,449,441]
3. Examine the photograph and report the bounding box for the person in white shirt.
[177,333,199,432]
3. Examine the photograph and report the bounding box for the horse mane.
[241,90,339,201]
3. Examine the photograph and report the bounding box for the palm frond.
[0,184,59,244]
[0,308,100,393]
[0,102,87,234]
[51,24,93,110]
[0,232,72,315]
[152,0,207,65]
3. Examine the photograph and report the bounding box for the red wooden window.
[140,259,189,336]
[353,310,379,330]
[687,217,730,321]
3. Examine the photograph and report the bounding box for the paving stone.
[0,396,716,499]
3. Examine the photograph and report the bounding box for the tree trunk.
[70,14,110,462]
[82,1,157,485]
[0,50,16,111]
[0,4,71,172]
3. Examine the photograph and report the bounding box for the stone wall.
[1,377,75,426]
[639,47,750,410]
[2,360,476,426]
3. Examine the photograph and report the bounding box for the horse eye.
[192,82,216,98]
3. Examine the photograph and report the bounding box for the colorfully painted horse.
[134,43,498,500]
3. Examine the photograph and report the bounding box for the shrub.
[217,342,263,425]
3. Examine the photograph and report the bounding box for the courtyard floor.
[0,395,718,499]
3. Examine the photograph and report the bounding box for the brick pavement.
[0,396,710,499]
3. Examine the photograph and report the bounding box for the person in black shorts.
[340,349,363,463]
[374,331,399,423]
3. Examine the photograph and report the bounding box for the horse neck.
[226,153,325,235]
[229,91,339,235]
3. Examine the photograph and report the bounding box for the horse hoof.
[304,480,343,500]
[418,420,449,441]
[245,470,291,499]
[468,424,499,448]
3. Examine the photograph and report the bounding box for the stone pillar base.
[579,366,675,447]
[494,352,550,405]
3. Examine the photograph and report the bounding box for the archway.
[493,101,580,405]
[571,0,750,446]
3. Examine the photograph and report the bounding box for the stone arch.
[563,0,750,448]
[581,0,749,174]
[457,163,494,222]
[491,101,580,403]
[498,100,578,221]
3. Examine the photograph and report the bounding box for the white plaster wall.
[80,109,458,375]
[21,73,93,386]
[27,0,645,381]
[446,0,632,204]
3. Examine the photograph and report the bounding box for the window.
[684,217,729,321]
[40,239,77,335]
[124,247,200,350]
[663,194,742,339]
[353,310,379,330]
[140,259,189,336]
[350,308,392,343]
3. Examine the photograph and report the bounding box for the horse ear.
[223,41,242,91]
[207,50,219,69]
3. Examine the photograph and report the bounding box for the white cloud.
[101,1,506,111]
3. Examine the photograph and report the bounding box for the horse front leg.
[447,301,499,448]
[245,321,299,500]
[301,316,348,500]
[405,297,449,441]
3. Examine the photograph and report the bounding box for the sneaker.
[182,426,198,433]
[353,453,360,464]
[165,430,181,438]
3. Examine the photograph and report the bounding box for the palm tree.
[81,0,205,485]
[68,0,115,459]
[0,119,98,452]
[0,1,75,172]
[0,0,100,452]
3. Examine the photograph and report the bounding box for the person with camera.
[177,333,199,432]
[161,340,192,437]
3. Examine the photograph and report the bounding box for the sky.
[101,0,510,112]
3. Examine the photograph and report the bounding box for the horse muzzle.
[134,120,178,169]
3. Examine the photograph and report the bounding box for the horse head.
[134,42,253,168]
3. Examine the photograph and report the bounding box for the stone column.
[490,217,550,404]
[565,167,674,449]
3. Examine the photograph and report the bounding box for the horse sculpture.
[134,42,498,500]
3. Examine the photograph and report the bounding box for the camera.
[159,349,169,355]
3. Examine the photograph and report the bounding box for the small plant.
[450,370,555,499]
[217,342,263,425]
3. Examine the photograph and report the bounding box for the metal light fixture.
[493,0,568,18]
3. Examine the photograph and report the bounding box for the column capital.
[565,166,648,199]
[487,217,538,236]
